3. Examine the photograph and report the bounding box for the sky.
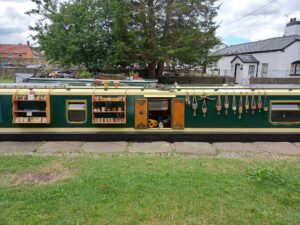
[0,0,300,46]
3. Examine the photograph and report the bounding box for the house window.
[270,101,300,124]
[66,100,87,123]
[248,65,255,76]
[290,61,300,75]
[261,63,268,77]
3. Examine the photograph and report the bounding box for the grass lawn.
[0,155,299,225]
[0,76,14,83]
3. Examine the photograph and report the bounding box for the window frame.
[261,63,268,77]
[290,61,300,76]
[269,100,300,125]
[66,100,87,124]
[248,65,255,76]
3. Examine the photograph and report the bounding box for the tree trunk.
[156,61,164,78]
[157,0,172,79]
[202,65,207,76]
[148,62,157,79]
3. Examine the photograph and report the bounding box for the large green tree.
[27,0,113,70]
[28,0,220,77]
[113,0,220,78]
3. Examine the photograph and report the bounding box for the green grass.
[0,155,299,225]
[0,76,14,83]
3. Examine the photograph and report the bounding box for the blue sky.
[0,0,300,45]
[223,36,251,46]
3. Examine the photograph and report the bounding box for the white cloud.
[0,0,36,44]
[216,0,300,43]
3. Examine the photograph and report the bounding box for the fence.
[165,69,205,77]
[174,76,234,84]
[0,58,46,67]
[207,69,298,78]
[0,68,38,78]
[250,77,300,85]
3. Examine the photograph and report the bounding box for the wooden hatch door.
[135,98,148,129]
[172,98,185,129]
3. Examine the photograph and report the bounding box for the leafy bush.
[78,70,93,79]
[39,67,51,77]
[246,167,284,185]
[158,73,175,84]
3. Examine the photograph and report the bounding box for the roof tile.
[215,35,300,56]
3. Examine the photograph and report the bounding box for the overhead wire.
[220,0,292,40]
[221,0,278,27]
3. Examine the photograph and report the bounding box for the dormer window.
[290,61,300,76]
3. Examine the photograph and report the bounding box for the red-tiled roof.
[0,44,32,54]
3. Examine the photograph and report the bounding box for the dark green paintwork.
[1,94,300,129]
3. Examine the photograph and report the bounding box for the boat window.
[66,100,87,123]
[270,102,300,124]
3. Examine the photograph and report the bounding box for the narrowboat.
[1,81,300,141]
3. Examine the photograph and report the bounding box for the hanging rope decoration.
[192,93,198,117]
[245,93,250,113]
[216,94,222,115]
[185,90,191,106]
[224,94,229,115]
[202,97,207,117]
[257,94,263,112]
[238,94,243,119]
[197,94,215,117]
[263,93,268,112]
[251,95,257,115]
[232,95,237,114]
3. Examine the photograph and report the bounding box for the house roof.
[214,35,300,56]
[0,44,32,54]
[231,55,259,64]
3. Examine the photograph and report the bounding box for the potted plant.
[128,71,134,80]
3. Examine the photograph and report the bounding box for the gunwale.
[0,86,300,96]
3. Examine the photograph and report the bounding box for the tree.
[27,0,113,71]
[113,0,220,78]
[28,0,220,78]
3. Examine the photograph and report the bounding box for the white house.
[212,18,300,84]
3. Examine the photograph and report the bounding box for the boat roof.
[1,82,300,97]
[10,77,300,90]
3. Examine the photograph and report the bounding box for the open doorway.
[234,63,241,84]
[134,98,184,130]
[148,98,171,128]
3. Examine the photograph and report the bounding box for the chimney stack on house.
[284,17,300,36]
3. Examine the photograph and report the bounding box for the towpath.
[0,142,300,158]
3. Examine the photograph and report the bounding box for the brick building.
[0,42,46,66]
